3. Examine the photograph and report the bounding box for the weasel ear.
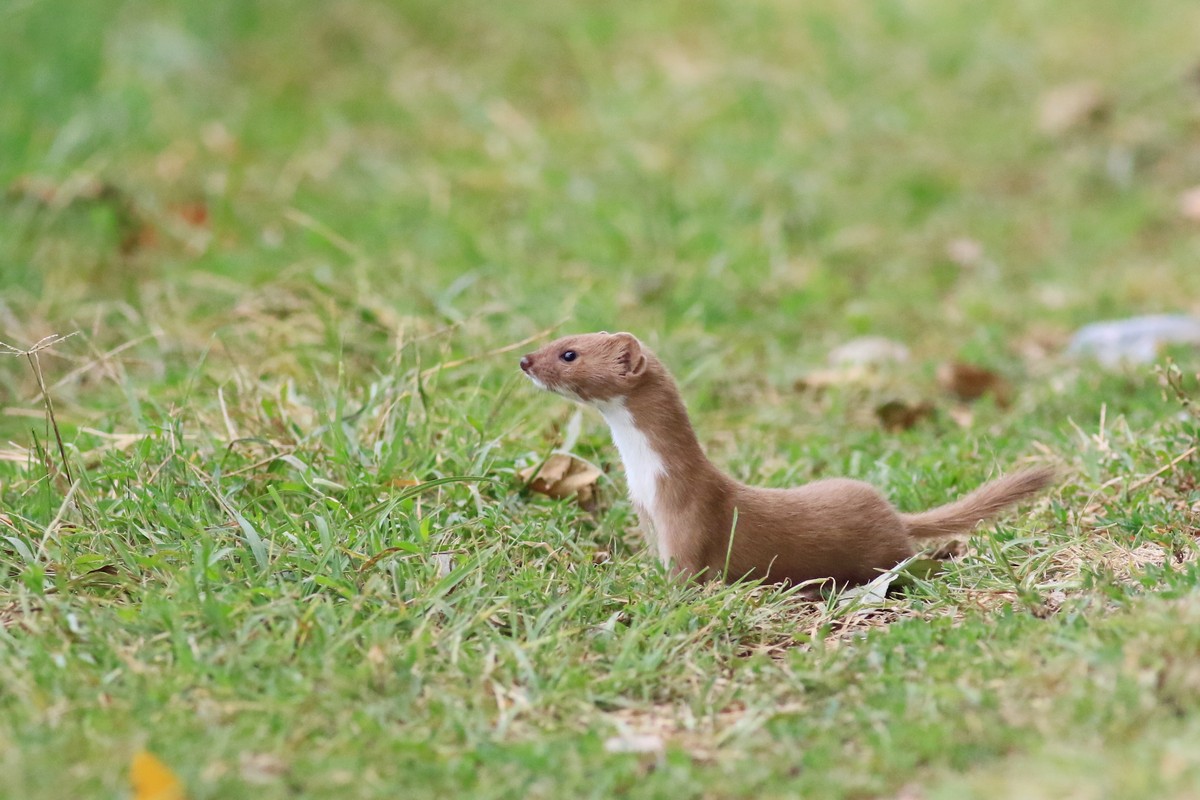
[613,332,647,378]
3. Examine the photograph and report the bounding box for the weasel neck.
[592,372,726,516]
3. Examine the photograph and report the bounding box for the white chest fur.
[593,398,667,555]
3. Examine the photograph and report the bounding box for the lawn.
[2,1,1200,797]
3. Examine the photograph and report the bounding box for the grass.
[2,0,1200,797]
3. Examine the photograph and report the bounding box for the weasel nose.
[519,355,532,372]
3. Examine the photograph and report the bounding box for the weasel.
[520,331,1054,587]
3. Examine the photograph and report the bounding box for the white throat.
[593,397,667,527]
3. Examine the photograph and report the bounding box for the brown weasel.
[519,331,1054,587]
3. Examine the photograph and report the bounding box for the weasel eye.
[560,350,578,363]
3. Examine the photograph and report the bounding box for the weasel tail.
[900,467,1056,539]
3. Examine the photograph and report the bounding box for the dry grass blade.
[40,333,155,399]
[1099,446,1199,493]
[418,322,566,381]
[1,333,78,484]
[283,207,365,261]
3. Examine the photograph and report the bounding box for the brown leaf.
[1038,81,1108,136]
[519,454,602,500]
[937,362,1012,407]
[575,483,599,515]
[172,202,209,228]
[9,175,156,254]
[123,224,159,253]
[875,400,935,432]
[1179,187,1200,223]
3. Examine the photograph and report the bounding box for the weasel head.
[519,331,651,404]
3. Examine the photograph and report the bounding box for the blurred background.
[2,0,1199,437]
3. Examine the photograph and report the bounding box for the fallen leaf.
[836,570,895,608]
[131,750,186,800]
[937,362,1012,407]
[171,202,209,228]
[124,224,159,253]
[519,454,602,501]
[10,174,148,253]
[1037,81,1108,135]
[875,400,935,432]
[575,484,600,514]
[1179,187,1200,223]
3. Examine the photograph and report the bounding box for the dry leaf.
[875,400,935,432]
[1179,187,1200,222]
[519,454,601,500]
[937,362,1012,407]
[1038,81,1108,135]
[131,750,186,800]
[171,202,209,228]
[837,569,896,608]
[10,174,151,253]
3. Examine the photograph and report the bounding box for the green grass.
[2,1,1200,797]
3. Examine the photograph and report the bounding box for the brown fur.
[520,332,1055,587]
